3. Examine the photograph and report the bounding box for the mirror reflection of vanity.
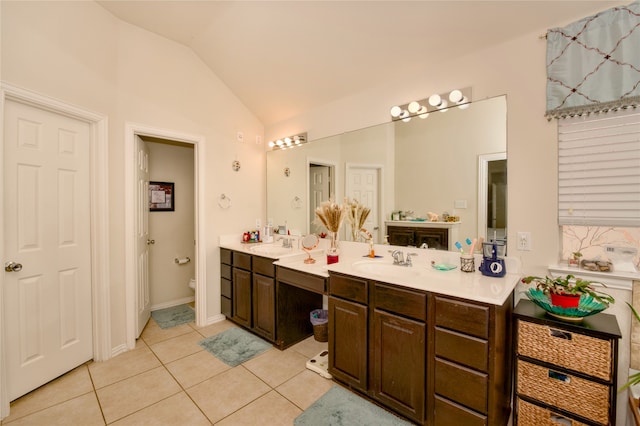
[266,95,507,246]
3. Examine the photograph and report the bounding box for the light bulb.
[276,139,283,146]
[408,101,421,114]
[268,141,275,148]
[449,90,463,103]
[390,106,402,117]
[284,137,292,143]
[416,106,429,119]
[399,110,411,122]
[438,100,449,111]
[428,94,442,107]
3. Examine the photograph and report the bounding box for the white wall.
[147,141,195,309]
[1,1,265,351]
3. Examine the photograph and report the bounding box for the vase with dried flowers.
[345,198,371,242]
[314,199,346,264]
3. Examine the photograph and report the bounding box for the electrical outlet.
[517,232,531,251]
[256,219,261,229]
[237,131,244,142]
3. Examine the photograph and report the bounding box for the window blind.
[558,107,640,226]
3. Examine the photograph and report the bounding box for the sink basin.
[249,245,294,257]
[351,260,421,277]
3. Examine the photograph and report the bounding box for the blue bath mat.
[199,327,271,367]
[295,386,412,426]
[151,304,194,329]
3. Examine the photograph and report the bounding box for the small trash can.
[310,309,328,342]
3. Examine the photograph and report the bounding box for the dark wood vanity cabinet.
[387,225,448,250]
[372,283,427,423]
[231,251,252,328]
[430,295,513,426]
[328,272,513,426]
[328,273,369,392]
[220,248,232,317]
[252,256,276,341]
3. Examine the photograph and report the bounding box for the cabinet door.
[253,273,275,341]
[232,267,252,328]
[372,309,426,423]
[328,296,368,391]
[414,228,448,250]
[387,227,414,246]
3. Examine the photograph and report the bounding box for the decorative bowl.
[525,288,608,322]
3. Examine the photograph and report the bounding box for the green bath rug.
[151,304,194,329]
[295,386,412,426]
[199,327,271,367]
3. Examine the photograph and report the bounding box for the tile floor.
[2,318,333,425]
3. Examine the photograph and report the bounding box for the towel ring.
[291,196,302,209]
[218,193,231,209]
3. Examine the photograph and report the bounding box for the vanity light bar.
[390,87,472,122]
[267,132,308,150]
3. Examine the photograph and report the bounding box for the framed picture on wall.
[149,181,175,212]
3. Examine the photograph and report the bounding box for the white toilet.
[188,278,196,290]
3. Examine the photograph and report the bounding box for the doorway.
[478,152,507,246]
[308,161,336,235]
[0,83,109,417]
[124,123,206,350]
[345,164,382,243]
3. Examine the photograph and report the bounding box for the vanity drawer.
[220,264,231,280]
[221,278,232,298]
[435,327,488,372]
[277,266,326,294]
[435,358,488,414]
[517,320,613,381]
[329,273,368,303]
[221,296,232,318]
[253,256,275,277]
[516,398,590,426]
[372,282,426,321]
[220,248,232,265]
[434,395,487,426]
[434,296,489,339]
[233,251,252,270]
[516,359,610,425]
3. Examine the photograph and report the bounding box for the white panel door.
[4,99,92,401]
[346,166,379,242]
[135,136,150,337]
[309,165,330,235]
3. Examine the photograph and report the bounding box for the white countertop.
[220,235,521,306]
[385,220,461,228]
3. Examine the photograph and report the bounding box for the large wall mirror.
[266,95,507,245]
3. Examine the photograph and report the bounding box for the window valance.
[546,1,640,120]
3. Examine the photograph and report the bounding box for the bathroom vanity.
[219,238,520,425]
[385,220,460,251]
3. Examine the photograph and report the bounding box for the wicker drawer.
[516,359,610,425]
[517,398,590,426]
[517,320,613,381]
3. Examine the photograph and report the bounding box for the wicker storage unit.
[513,300,621,426]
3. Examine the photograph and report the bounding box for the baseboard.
[151,296,195,312]
[206,313,227,326]
[111,342,129,358]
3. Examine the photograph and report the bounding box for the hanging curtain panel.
[546,1,640,120]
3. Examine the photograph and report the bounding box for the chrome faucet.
[389,250,418,266]
[278,236,293,248]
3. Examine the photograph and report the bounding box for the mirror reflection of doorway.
[309,163,334,234]
[478,153,507,251]
[487,159,507,241]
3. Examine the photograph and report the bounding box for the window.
[558,107,640,226]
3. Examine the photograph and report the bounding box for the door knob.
[147,239,155,245]
[5,261,23,272]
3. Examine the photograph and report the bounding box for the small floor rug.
[151,304,194,329]
[199,327,271,367]
[295,386,413,426]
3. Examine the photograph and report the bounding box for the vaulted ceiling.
[97,1,618,126]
